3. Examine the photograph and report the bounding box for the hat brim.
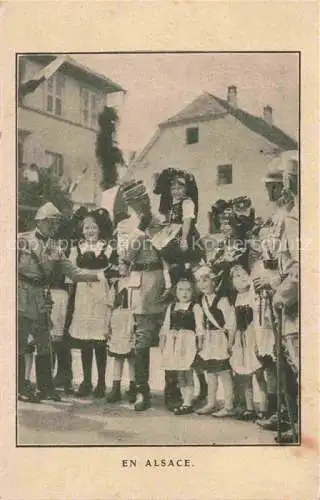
[35,214,63,221]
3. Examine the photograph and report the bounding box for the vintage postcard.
[1,2,319,500]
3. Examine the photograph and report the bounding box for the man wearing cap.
[18,202,106,403]
[253,153,298,433]
[251,159,287,427]
[272,154,299,442]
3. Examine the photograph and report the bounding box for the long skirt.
[161,329,197,370]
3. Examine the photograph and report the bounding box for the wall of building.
[18,106,101,206]
[18,58,113,206]
[133,114,280,234]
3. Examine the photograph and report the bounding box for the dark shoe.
[236,410,256,421]
[126,382,137,404]
[18,385,42,404]
[37,390,62,402]
[173,405,193,415]
[24,379,36,392]
[93,384,106,398]
[64,381,75,396]
[53,373,66,389]
[134,392,151,411]
[275,428,299,444]
[192,394,207,408]
[164,385,182,411]
[256,413,290,431]
[106,381,121,403]
[75,381,92,398]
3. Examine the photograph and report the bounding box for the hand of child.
[119,262,129,277]
[180,239,188,251]
[226,334,233,356]
[104,323,112,342]
[27,334,35,345]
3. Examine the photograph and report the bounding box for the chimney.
[263,105,273,126]
[227,85,237,108]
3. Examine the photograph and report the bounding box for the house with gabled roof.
[132,87,298,233]
[18,54,125,210]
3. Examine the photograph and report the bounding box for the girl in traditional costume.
[67,208,118,398]
[106,278,136,404]
[229,265,268,420]
[159,271,204,415]
[153,168,205,283]
[194,264,237,417]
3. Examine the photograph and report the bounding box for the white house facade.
[132,88,298,234]
[18,54,124,209]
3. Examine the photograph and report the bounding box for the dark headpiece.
[171,265,195,287]
[153,168,199,221]
[209,199,233,232]
[73,207,113,240]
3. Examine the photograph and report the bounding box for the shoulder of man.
[17,230,37,252]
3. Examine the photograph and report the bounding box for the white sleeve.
[193,303,205,337]
[159,305,171,338]
[218,297,237,335]
[182,198,195,219]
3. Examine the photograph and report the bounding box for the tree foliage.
[18,167,73,231]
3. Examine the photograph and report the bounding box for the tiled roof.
[23,54,125,94]
[160,92,298,151]
[160,93,227,126]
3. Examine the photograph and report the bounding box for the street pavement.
[18,348,276,446]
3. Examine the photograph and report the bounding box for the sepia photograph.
[17,51,300,447]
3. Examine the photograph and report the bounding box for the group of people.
[18,150,299,443]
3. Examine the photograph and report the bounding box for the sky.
[77,52,299,156]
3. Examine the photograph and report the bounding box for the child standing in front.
[159,272,204,415]
[106,278,136,403]
[229,265,268,420]
[194,264,237,417]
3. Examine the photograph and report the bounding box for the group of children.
[157,262,269,418]
[23,166,275,423]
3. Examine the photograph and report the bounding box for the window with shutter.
[44,73,64,116]
[80,87,102,129]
